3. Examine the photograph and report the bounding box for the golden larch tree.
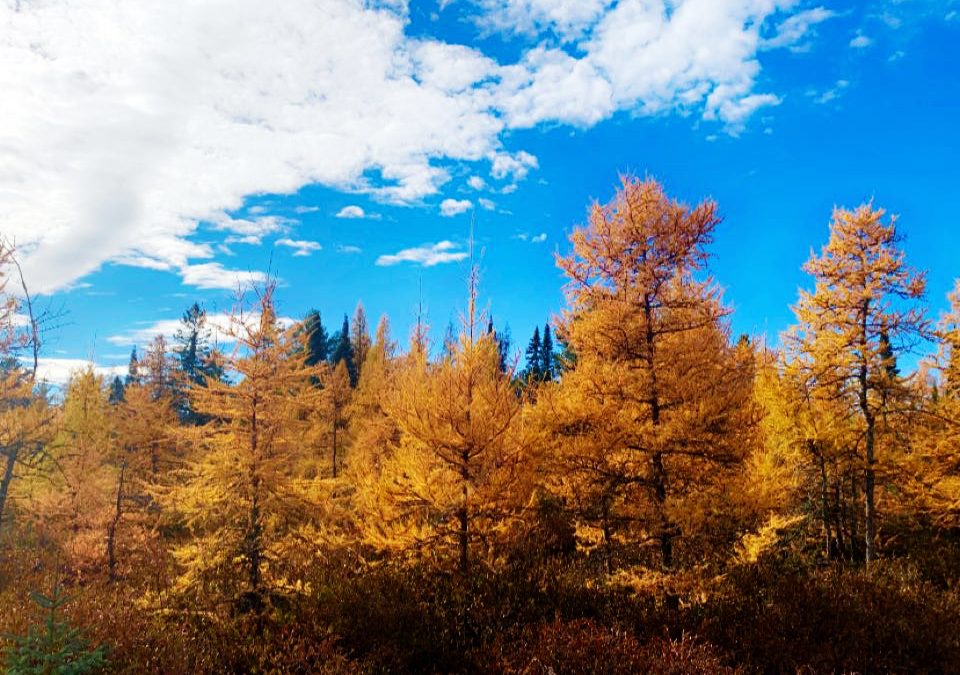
[542,176,756,576]
[793,204,927,564]
[161,285,325,614]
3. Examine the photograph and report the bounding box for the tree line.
[1,176,960,673]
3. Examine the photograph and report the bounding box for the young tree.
[161,285,325,614]
[542,177,756,578]
[364,268,528,573]
[793,204,928,565]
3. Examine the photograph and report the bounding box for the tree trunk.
[106,462,125,581]
[859,302,877,566]
[0,446,18,533]
[815,444,831,560]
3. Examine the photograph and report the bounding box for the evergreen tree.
[540,324,555,381]
[108,375,125,405]
[173,303,222,423]
[3,574,107,674]
[124,347,141,387]
[330,314,357,386]
[525,326,542,380]
[302,310,329,367]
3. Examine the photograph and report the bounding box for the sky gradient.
[1,0,958,383]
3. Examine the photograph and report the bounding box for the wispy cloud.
[376,241,467,267]
[107,312,294,347]
[275,238,322,256]
[179,263,268,290]
[337,245,363,254]
[850,33,873,48]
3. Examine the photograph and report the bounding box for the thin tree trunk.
[0,447,18,533]
[815,444,831,560]
[106,462,125,581]
[859,302,877,566]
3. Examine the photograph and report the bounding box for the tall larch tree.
[161,285,325,615]
[905,280,960,528]
[794,204,928,565]
[542,177,756,580]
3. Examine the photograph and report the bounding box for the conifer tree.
[330,314,357,386]
[302,309,330,367]
[125,347,141,387]
[543,177,756,578]
[350,303,372,381]
[793,203,928,564]
[108,375,125,405]
[173,302,222,423]
[161,284,325,614]
[540,324,555,381]
[524,326,542,380]
[366,266,527,573]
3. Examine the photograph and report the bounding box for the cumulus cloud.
[376,241,467,267]
[440,198,473,217]
[336,205,368,219]
[275,238,322,256]
[850,34,873,48]
[1,0,845,293]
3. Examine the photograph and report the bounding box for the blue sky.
[1,0,958,382]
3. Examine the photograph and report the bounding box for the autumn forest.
[3,177,960,673]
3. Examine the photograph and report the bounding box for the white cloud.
[762,7,836,50]
[467,175,487,190]
[440,198,473,217]
[179,263,268,290]
[337,244,363,254]
[490,151,539,181]
[294,205,320,214]
[275,238,322,256]
[32,358,126,386]
[376,241,467,267]
[336,205,367,219]
[516,231,547,243]
[475,0,613,41]
[1,0,847,293]
[478,197,495,210]
[107,311,294,347]
[850,34,873,48]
